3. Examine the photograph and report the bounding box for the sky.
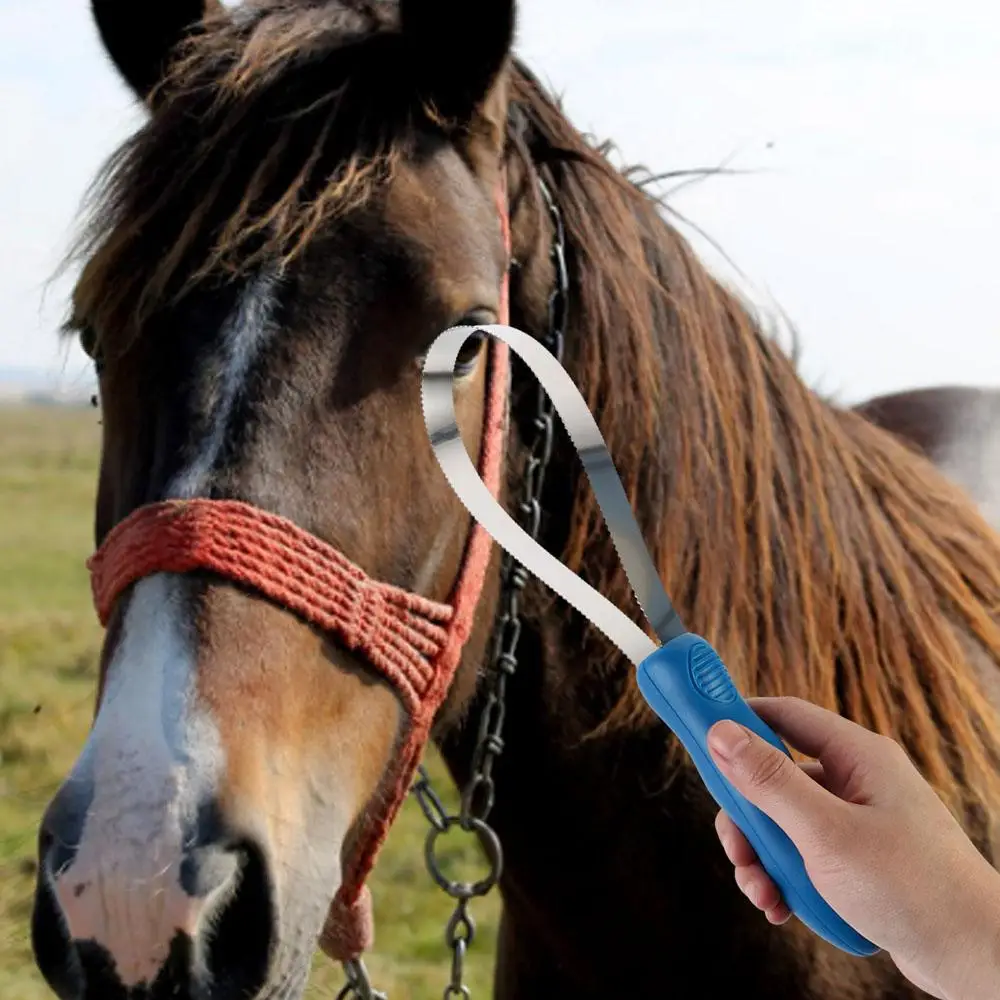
[1,0,997,404]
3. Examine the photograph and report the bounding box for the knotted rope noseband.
[86,178,513,961]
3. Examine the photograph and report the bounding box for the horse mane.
[507,68,1000,842]
[66,1,1000,842]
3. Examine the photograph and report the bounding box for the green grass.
[0,405,500,999]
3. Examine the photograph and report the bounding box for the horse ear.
[91,0,223,101]
[399,0,516,123]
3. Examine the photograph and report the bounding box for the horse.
[856,385,1000,532]
[32,2,1000,998]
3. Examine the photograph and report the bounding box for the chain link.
[337,959,386,1000]
[341,171,567,999]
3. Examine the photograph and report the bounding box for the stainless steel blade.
[422,324,684,666]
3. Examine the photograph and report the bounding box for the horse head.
[32,2,542,997]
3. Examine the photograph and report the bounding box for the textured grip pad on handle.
[635,633,878,957]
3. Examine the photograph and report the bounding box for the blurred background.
[1,1,997,997]
[4,0,999,403]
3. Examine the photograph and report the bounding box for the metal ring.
[423,816,503,899]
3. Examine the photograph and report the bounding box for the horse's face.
[32,2,517,998]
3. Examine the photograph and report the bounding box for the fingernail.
[708,720,751,761]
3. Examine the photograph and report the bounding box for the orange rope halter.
[86,178,513,962]
[89,499,456,714]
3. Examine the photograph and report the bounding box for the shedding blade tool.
[422,323,878,958]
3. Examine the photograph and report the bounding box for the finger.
[708,719,838,842]
[734,863,785,914]
[800,761,827,786]
[747,697,879,760]
[728,856,791,924]
[746,697,889,798]
[715,762,827,862]
[715,811,758,867]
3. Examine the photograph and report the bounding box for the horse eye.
[416,316,490,377]
[79,325,98,359]
[79,325,106,375]
[453,314,492,376]
[455,331,487,375]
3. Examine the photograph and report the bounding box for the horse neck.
[523,165,1000,748]
[431,169,1000,995]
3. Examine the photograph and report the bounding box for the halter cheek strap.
[86,176,513,963]
[318,210,511,956]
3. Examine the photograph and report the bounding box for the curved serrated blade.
[422,323,684,667]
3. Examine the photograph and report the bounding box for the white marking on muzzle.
[51,575,225,987]
[50,276,284,985]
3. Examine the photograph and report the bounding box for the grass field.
[0,405,500,999]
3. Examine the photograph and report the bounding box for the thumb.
[708,719,836,843]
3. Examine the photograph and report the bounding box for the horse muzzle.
[33,787,278,1000]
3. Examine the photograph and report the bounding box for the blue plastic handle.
[636,633,878,957]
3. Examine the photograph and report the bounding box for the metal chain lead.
[341,172,568,1000]
[337,959,386,1000]
[420,174,568,1000]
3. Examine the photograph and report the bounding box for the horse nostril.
[201,840,275,998]
[180,842,240,899]
[32,831,83,1000]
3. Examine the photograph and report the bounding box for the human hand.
[706,697,1000,1000]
